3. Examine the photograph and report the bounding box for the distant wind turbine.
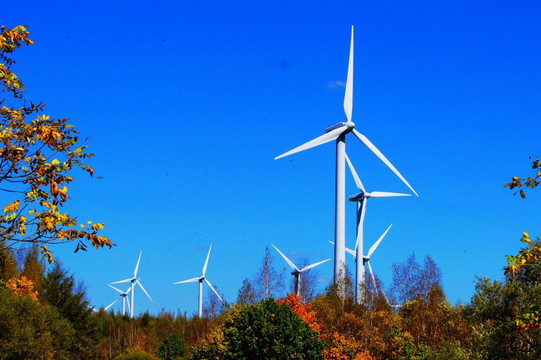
[346,153,409,303]
[173,244,223,318]
[271,244,330,299]
[275,26,417,286]
[107,284,132,316]
[337,224,392,302]
[110,250,153,318]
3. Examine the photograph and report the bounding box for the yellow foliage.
[6,276,39,301]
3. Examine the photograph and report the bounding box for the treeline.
[1,240,540,360]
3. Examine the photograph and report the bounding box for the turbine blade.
[300,258,331,272]
[369,191,410,198]
[104,299,118,311]
[343,26,354,124]
[136,280,152,302]
[345,153,365,192]
[125,296,131,313]
[271,244,299,272]
[345,246,356,257]
[134,250,142,277]
[367,224,393,258]
[204,278,224,303]
[173,276,201,284]
[108,284,124,294]
[275,126,347,160]
[110,277,134,285]
[351,128,418,196]
[202,244,212,276]
[367,261,378,292]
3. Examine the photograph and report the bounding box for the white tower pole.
[198,279,203,318]
[335,134,346,284]
[130,282,135,318]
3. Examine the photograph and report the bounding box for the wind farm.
[3,2,539,357]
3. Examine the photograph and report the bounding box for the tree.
[0,25,110,261]
[190,299,324,360]
[41,261,98,358]
[253,246,284,300]
[156,334,186,360]
[0,287,76,360]
[390,253,443,305]
[504,157,541,198]
[237,277,257,306]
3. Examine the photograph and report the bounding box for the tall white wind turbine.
[345,154,409,303]
[275,26,417,285]
[271,244,330,299]
[107,284,132,316]
[110,251,153,318]
[173,244,223,318]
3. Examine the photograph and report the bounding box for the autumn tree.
[0,286,76,359]
[190,299,324,360]
[0,25,110,261]
[389,253,442,305]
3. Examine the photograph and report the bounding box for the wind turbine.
[110,250,153,318]
[345,153,409,303]
[271,244,330,299]
[173,244,223,318]
[107,284,132,316]
[275,26,417,285]
[337,224,392,303]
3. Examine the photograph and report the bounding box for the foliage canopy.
[0,25,110,261]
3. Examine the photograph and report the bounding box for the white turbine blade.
[271,244,299,272]
[345,153,365,192]
[136,280,152,302]
[345,246,356,257]
[204,278,224,303]
[202,244,212,276]
[351,128,418,196]
[300,258,331,272]
[108,284,125,294]
[367,261,378,292]
[367,224,393,258]
[343,26,354,124]
[110,277,134,285]
[274,125,347,160]
[173,276,201,284]
[126,297,131,313]
[125,286,132,295]
[134,250,142,277]
[104,299,118,311]
[369,191,410,198]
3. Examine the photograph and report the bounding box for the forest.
[2,24,541,359]
[1,237,541,360]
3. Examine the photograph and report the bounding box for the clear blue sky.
[4,0,541,316]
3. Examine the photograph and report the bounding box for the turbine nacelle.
[349,192,367,202]
[325,121,355,134]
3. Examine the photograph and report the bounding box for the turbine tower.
[275,26,417,285]
[110,250,153,318]
[173,244,223,318]
[271,244,330,299]
[345,154,409,303]
[107,284,132,316]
